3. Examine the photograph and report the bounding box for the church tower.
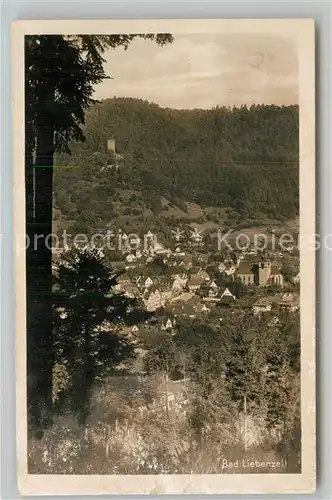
[107,138,116,155]
[258,260,271,286]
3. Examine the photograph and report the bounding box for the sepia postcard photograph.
[12,19,315,495]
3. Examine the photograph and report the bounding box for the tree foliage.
[25,33,173,433]
[145,311,300,437]
[53,247,149,423]
[26,35,173,154]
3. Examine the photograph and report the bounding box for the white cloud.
[94,33,298,109]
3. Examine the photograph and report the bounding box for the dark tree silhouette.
[52,247,149,424]
[25,33,173,432]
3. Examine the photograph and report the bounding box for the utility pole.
[244,394,248,452]
[164,371,169,418]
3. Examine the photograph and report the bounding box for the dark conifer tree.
[53,247,149,424]
[25,33,173,433]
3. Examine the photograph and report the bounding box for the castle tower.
[258,260,271,286]
[107,138,116,154]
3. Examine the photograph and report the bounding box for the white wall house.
[144,277,153,289]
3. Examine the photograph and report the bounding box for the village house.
[171,290,195,304]
[114,273,131,292]
[160,290,173,303]
[237,253,246,262]
[144,288,164,312]
[253,297,273,315]
[224,262,237,277]
[236,261,255,285]
[197,303,211,313]
[209,280,219,290]
[125,253,137,269]
[171,274,188,294]
[268,264,284,286]
[153,241,172,257]
[161,318,173,331]
[144,230,156,247]
[198,269,210,281]
[141,378,189,415]
[125,253,136,263]
[167,255,183,268]
[187,274,205,292]
[292,272,300,284]
[219,294,236,307]
[123,284,135,298]
[207,288,218,300]
[143,231,158,256]
[220,287,236,300]
[144,276,154,289]
[205,280,219,299]
[275,293,299,312]
[202,285,236,305]
[174,246,186,257]
[119,232,135,254]
[217,287,236,307]
[218,262,226,273]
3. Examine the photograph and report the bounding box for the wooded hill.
[54,98,299,233]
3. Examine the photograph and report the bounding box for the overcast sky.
[94,33,298,109]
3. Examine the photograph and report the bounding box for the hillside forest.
[53,98,299,236]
